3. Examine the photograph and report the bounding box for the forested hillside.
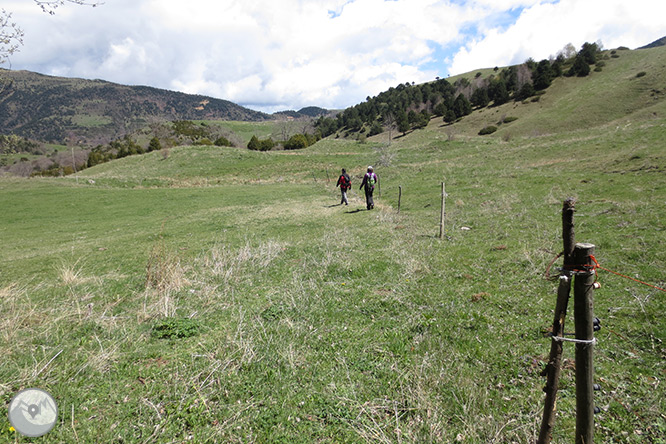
[0,69,271,144]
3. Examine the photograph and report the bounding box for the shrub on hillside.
[172,120,209,141]
[636,72,647,78]
[284,134,309,150]
[214,136,233,147]
[194,138,213,146]
[260,138,275,151]
[479,125,498,135]
[247,135,275,151]
[148,137,162,152]
[499,116,518,125]
[247,135,261,150]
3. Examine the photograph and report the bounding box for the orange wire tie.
[589,255,666,293]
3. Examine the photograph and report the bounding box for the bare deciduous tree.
[0,9,24,65]
[515,63,533,90]
[277,119,297,142]
[33,0,103,15]
[381,107,396,146]
[558,43,577,60]
[300,119,314,136]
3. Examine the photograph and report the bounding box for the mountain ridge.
[638,36,666,49]
[0,69,273,144]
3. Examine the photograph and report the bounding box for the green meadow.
[1,48,665,443]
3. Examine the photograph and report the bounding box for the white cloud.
[3,0,664,113]
[449,0,665,74]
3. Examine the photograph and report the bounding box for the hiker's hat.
[367,166,373,170]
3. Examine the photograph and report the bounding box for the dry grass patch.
[239,199,322,224]
[145,241,188,293]
[200,239,286,280]
[58,259,95,287]
[142,239,191,319]
[0,283,33,346]
[72,337,121,377]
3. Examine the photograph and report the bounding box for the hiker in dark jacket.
[336,168,351,205]
[359,166,378,210]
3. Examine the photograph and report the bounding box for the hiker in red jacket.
[336,168,351,205]
[359,166,378,210]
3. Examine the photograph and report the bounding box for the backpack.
[366,173,376,189]
[339,174,350,190]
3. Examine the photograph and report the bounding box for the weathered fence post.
[539,199,598,444]
[439,182,445,239]
[72,147,79,185]
[538,198,576,444]
[573,242,596,444]
[398,186,402,214]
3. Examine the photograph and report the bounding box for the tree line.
[247,132,321,151]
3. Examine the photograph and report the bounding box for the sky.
[2,0,664,113]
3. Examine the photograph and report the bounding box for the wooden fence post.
[439,182,445,239]
[573,242,596,444]
[398,186,402,214]
[538,198,576,444]
[72,147,79,185]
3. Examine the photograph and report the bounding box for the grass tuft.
[145,239,188,293]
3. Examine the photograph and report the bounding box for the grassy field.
[1,49,665,443]
[198,121,287,146]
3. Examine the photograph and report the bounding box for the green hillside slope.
[498,46,666,136]
[385,46,666,141]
